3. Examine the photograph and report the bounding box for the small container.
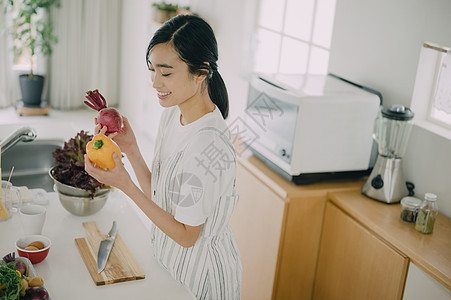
[415,193,439,234]
[16,235,51,264]
[400,196,421,223]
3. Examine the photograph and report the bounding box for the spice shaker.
[400,196,421,223]
[415,193,439,234]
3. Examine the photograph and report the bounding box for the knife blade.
[97,221,118,273]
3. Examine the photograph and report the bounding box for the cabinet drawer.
[230,164,286,300]
[314,202,408,300]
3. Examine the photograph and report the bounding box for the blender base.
[362,156,409,203]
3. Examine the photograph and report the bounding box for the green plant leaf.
[3,0,60,74]
[152,1,178,12]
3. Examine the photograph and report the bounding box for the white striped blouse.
[150,106,242,299]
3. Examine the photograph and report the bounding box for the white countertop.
[0,106,157,232]
[0,190,195,300]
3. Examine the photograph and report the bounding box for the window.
[411,42,451,140]
[429,49,451,129]
[253,0,337,75]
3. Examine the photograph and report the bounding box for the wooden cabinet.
[323,191,451,297]
[313,202,409,300]
[229,155,364,300]
[231,160,286,300]
[230,156,451,299]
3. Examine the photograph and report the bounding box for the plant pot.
[154,9,177,23]
[19,74,45,106]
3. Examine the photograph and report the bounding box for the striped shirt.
[150,106,242,299]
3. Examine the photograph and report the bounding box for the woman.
[85,15,242,299]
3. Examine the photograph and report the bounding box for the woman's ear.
[195,72,208,83]
[194,62,210,83]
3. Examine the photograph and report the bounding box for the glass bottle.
[400,196,421,223]
[415,193,439,234]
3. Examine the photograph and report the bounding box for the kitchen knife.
[97,221,118,273]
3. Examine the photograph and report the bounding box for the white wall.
[118,0,254,153]
[118,0,164,159]
[191,0,451,217]
[187,0,257,121]
[119,0,451,218]
[328,0,451,217]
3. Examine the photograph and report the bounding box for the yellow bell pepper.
[86,134,121,170]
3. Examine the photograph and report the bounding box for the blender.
[362,104,414,203]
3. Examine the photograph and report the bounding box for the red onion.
[84,89,123,134]
[15,259,27,275]
[24,287,49,300]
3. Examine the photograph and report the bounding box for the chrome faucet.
[0,126,37,155]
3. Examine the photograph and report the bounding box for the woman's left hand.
[84,152,132,191]
[95,116,139,156]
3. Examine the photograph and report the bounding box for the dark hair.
[146,15,229,119]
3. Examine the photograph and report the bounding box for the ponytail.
[146,14,229,119]
[208,71,229,119]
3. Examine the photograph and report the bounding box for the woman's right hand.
[84,152,133,192]
[95,116,138,155]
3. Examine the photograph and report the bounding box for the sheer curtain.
[49,0,121,109]
[0,2,13,108]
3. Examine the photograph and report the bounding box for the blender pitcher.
[362,105,414,203]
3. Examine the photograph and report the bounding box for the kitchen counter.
[0,107,157,232]
[0,190,195,299]
[328,190,451,290]
[238,154,367,200]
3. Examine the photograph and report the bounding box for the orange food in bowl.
[24,245,39,251]
[16,235,51,264]
[28,241,45,250]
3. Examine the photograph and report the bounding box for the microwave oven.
[241,73,382,184]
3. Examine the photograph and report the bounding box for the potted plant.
[3,0,60,106]
[152,1,178,23]
[152,1,191,23]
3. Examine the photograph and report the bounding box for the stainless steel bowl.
[49,167,110,197]
[54,185,109,216]
[49,167,111,216]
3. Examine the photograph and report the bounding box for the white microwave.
[242,73,381,184]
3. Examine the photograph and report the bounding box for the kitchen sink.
[1,139,64,192]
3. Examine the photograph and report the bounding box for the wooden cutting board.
[75,222,145,286]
